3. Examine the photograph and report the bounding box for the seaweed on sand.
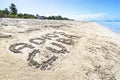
[0,33,12,38]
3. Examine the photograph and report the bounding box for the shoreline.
[97,21,120,34]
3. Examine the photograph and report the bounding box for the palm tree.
[9,3,17,15]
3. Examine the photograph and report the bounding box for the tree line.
[0,3,70,20]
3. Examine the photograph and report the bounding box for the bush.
[17,13,23,18]
[7,14,18,18]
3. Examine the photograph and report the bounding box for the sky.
[0,0,120,20]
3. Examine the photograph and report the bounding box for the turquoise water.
[97,22,120,34]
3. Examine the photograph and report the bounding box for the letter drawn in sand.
[46,42,69,54]
[63,34,79,39]
[8,31,79,70]
[27,49,58,70]
[45,33,58,38]
[27,49,41,68]
[40,56,58,70]
[29,38,46,45]
[27,49,40,61]
[56,38,74,45]
[9,43,34,53]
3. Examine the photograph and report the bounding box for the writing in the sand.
[9,31,80,70]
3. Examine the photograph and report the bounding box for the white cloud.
[79,13,107,20]
[68,13,119,21]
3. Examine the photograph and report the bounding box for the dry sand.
[0,18,120,80]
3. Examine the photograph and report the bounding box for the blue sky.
[0,0,120,20]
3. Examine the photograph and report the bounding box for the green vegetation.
[46,15,69,20]
[10,3,17,15]
[0,3,70,20]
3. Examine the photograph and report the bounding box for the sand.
[0,18,120,80]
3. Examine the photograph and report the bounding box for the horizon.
[0,0,120,20]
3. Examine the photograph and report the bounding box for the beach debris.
[1,23,8,26]
[44,25,63,28]
[0,33,12,38]
[25,28,41,33]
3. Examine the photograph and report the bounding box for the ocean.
[97,22,120,34]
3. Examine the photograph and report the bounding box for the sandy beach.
[0,18,120,80]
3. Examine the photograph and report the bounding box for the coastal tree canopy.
[0,3,70,20]
[9,3,17,15]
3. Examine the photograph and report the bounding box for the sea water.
[97,21,120,34]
